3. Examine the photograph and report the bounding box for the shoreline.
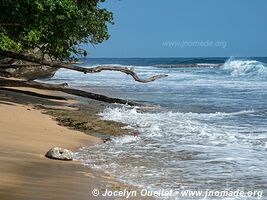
[0,87,146,200]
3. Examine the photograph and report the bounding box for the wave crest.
[222,58,267,78]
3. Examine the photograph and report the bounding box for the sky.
[84,0,267,58]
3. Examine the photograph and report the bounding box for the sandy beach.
[0,88,143,200]
[1,1,266,199]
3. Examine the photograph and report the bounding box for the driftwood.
[0,87,68,100]
[0,50,168,83]
[0,50,168,105]
[0,78,140,106]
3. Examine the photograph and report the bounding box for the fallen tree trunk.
[0,78,140,106]
[0,87,68,100]
[0,50,168,83]
[0,50,168,105]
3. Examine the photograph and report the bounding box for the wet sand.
[0,88,146,200]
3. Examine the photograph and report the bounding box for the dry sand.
[0,89,142,200]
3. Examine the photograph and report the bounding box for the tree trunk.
[0,50,168,83]
[0,78,140,106]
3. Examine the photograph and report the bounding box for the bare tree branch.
[0,50,168,83]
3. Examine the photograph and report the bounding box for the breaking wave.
[68,57,267,199]
[76,105,267,195]
[222,59,267,78]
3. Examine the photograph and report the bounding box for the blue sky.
[84,0,267,58]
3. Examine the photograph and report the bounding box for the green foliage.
[0,33,22,51]
[0,0,113,60]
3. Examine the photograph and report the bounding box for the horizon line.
[82,56,267,59]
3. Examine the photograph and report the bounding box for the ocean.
[49,57,267,199]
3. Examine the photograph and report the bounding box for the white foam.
[46,59,267,196]
[197,63,221,67]
[77,103,267,197]
[99,106,264,146]
[113,135,140,144]
[222,58,267,78]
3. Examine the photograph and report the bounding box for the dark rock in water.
[153,63,223,68]
[45,147,74,161]
[102,137,112,143]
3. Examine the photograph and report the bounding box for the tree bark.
[0,50,168,105]
[0,50,168,83]
[0,87,68,100]
[0,78,140,106]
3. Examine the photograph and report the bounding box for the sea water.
[49,57,267,199]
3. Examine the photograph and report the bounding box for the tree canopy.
[0,0,167,106]
[0,0,113,60]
